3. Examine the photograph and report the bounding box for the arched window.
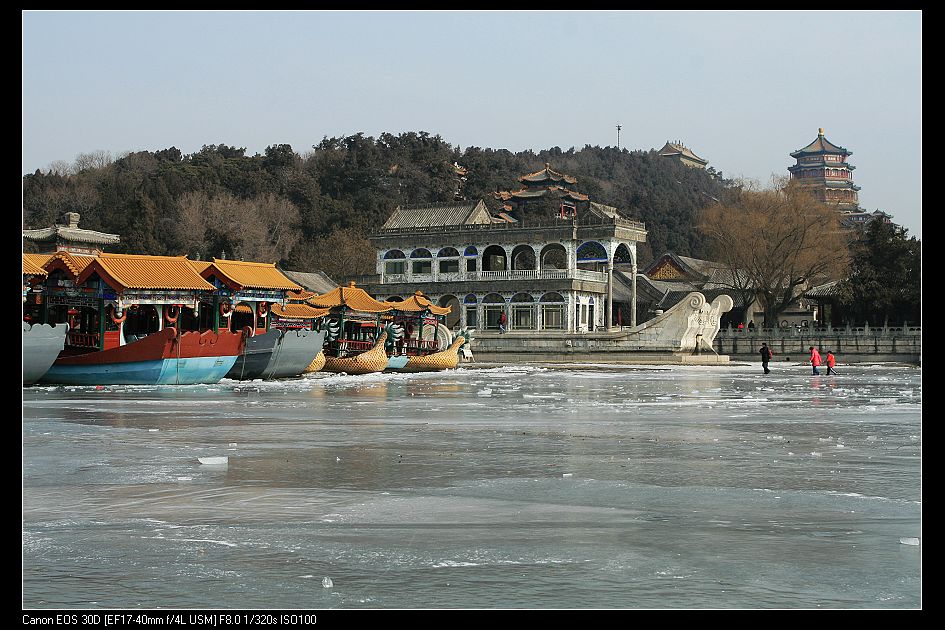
[383,249,406,275]
[463,294,479,328]
[410,248,432,275]
[482,245,507,272]
[614,243,633,264]
[511,245,536,271]
[577,241,607,262]
[464,246,478,257]
[510,292,535,330]
[482,293,506,331]
[437,247,460,274]
[539,292,565,330]
[540,244,568,270]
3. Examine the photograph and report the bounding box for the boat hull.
[321,332,389,375]
[39,328,243,386]
[261,328,327,379]
[400,337,466,373]
[23,323,68,385]
[226,329,281,381]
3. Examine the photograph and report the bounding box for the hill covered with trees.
[22,132,735,280]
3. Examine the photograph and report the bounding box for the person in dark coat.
[759,342,773,374]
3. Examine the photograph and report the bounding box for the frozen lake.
[22,363,921,609]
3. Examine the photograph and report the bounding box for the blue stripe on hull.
[41,356,238,386]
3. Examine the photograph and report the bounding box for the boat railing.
[66,332,99,348]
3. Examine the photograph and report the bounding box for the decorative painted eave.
[200,258,302,291]
[41,251,96,280]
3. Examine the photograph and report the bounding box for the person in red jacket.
[825,350,837,376]
[809,346,822,375]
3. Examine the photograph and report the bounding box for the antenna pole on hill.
[616,124,622,150]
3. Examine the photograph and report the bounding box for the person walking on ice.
[825,350,837,376]
[759,342,773,374]
[809,346,822,376]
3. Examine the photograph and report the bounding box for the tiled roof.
[307,283,392,313]
[791,130,850,157]
[519,164,578,185]
[508,186,589,201]
[79,253,216,291]
[23,254,48,277]
[380,199,493,230]
[202,259,302,291]
[22,225,120,245]
[385,291,451,315]
[271,303,331,319]
[41,251,97,279]
[279,269,339,295]
[588,202,622,220]
[188,260,213,274]
[658,141,708,165]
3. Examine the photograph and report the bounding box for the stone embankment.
[714,324,921,364]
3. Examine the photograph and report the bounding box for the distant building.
[22,212,120,256]
[788,128,860,211]
[839,209,901,231]
[658,141,708,169]
[632,252,820,328]
[360,165,648,333]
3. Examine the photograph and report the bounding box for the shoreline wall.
[714,325,921,364]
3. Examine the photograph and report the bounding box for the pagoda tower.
[788,128,860,211]
[494,164,590,220]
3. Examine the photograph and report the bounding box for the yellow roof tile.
[385,291,451,315]
[80,253,216,291]
[23,254,49,277]
[307,282,392,313]
[41,251,96,279]
[203,259,302,291]
[271,303,331,319]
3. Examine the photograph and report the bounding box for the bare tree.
[700,179,851,326]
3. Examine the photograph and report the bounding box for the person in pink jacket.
[809,346,822,375]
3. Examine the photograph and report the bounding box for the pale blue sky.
[22,10,922,237]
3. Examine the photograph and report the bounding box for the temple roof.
[381,199,493,230]
[200,258,302,291]
[270,302,331,319]
[658,141,708,165]
[23,212,120,246]
[508,186,589,202]
[519,164,578,186]
[41,251,96,279]
[306,282,392,313]
[78,253,216,291]
[384,291,451,315]
[791,129,851,157]
[22,254,48,277]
